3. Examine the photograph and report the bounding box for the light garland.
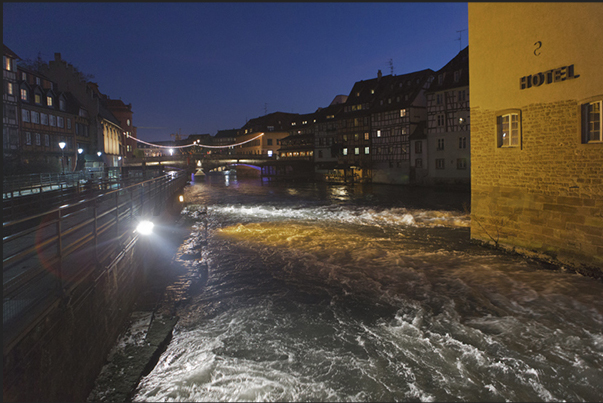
[126,132,264,149]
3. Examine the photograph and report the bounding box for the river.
[131,175,603,402]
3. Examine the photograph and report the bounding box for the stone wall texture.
[471,101,603,275]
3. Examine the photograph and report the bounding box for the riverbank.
[87,205,210,402]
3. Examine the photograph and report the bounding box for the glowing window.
[47,96,53,107]
[364,147,370,155]
[343,148,348,156]
[498,112,521,147]
[354,147,360,155]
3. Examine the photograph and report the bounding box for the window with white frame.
[497,111,521,147]
[21,88,28,101]
[35,133,41,145]
[25,132,32,145]
[47,96,53,107]
[35,77,41,85]
[22,109,30,122]
[582,100,602,143]
[57,116,64,128]
[364,147,370,155]
[41,113,48,125]
[67,119,71,129]
[31,111,40,124]
[45,134,50,147]
[343,148,348,156]
[50,115,56,127]
[59,99,66,111]
[354,147,360,155]
[376,130,381,137]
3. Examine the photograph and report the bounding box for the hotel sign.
[520,64,579,90]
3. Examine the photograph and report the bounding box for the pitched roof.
[3,44,20,59]
[427,46,469,93]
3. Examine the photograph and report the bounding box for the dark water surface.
[132,176,603,402]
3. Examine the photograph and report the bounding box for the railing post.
[115,190,120,239]
[94,198,99,262]
[56,208,64,295]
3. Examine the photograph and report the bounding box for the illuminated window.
[364,132,369,140]
[21,88,28,101]
[7,82,14,95]
[436,159,445,169]
[400,109,407,117]
[35,94,41,104]
[354,147,360,155]
[343,148,348,156]
[47,96,53,107]
[4,56,12,71]
[371,89,374,94]
[291,122,296,126]
[267,150,273,157]
[364,147,370,154]
[497,111,521,147]
[376,130,381,137]
[582,100,602,143]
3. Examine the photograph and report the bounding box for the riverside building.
[468,3,603,272]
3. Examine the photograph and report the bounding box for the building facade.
[3,45,20,174]
[236,112,298,157]
[469,3,603,272]
[425,47,470,186]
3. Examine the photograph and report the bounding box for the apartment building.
[3,45,20,174]
[236,112,298,157]
[425,46,470,186]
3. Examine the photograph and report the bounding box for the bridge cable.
[126,133,264,149]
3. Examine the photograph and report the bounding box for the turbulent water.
[132,176,603,402]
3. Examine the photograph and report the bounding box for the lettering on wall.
[533,41,542,56]
[520,65,579,90]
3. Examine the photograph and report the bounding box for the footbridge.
[124,154,274,175]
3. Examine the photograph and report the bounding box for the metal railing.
[2,170,187,353]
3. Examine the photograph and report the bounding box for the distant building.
[213,129,238,155]
[469,3,603,272]
[105,98,135,158]
[236,112,298,157]
[313,96,346,181]
[425,47,470,186]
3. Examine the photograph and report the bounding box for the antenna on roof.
[389,58,394,76]
[456,29,467,52]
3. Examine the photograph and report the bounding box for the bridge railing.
[2,170,187,353]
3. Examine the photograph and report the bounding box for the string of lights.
[125,132,265,149]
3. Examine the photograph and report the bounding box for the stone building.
[105,98,136,158]
[17,66,78,173]
[425,47,470,187]
[468,3,603,273]
[3,45,20,174]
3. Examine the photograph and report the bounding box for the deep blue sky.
[4,2,468,142]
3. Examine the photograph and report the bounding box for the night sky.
[3,2,468,142]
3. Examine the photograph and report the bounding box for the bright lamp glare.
[136,220,154,235]
[179,195,184,202]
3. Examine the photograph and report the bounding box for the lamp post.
[59,141,66,174]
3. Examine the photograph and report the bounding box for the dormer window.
[454,70,461,82]
[21,87,28,102]
[35,94,41,104]
[59,98,66,111]
[21,72,27,80]
[47,96,53,107]
[438,74,444,85]
[36,77,41,85]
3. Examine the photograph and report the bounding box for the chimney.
[378,70,382,80]
[54,53,61,61]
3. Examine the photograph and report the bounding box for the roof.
[3,44,20,59]
[427,46,469,93]
[240,111,300,132]
[215,129,238,138]
[409,121,427,140]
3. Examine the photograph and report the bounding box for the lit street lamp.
[59,141,66,174]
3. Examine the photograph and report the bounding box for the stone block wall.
[471,100,603,275]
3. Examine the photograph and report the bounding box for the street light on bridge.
[58,141,66,174]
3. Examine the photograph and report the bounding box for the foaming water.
[132,179,603,402]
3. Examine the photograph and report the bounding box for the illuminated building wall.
[469,3,603,272]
